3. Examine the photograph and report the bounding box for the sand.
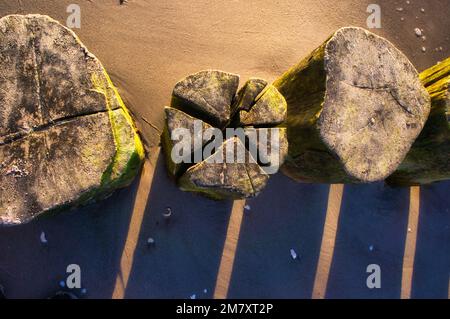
[0,0,449,298]
[2,0,449,149]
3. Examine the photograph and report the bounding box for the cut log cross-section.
[161,107,213,178]
[387,57,450,185]
[179,137,270,200]
[232,78,287,127]
[162,70,288,200]
[274,27,431,183]
[171,70,239,128]
[0,15,144,225]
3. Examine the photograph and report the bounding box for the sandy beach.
[0,0,448,298]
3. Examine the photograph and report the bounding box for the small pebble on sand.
[421,46,426,53]
[147,237,155,246]
[414,28,422,37]
[290,248,298,260]
[40,231,48,244]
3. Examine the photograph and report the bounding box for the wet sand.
[0,0,449,298]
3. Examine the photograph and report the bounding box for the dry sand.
[1,0,448,148]
[0,0,448,298]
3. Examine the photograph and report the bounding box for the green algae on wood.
[171,70,239,128]
[232,78,268,115]
[0,14,144,225]
[237,84,287,127]
[178,137,269,200]
[162,71,287,200]
[387,57,450,185]
[161,107,213,178]
[273,26,431,183]
[243,127,288,174]
[91,70,145,192]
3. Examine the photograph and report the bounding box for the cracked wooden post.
[387,57,450,185]
[161,107,213,179]
[171,70,239,128]
[273,27,431,183]
[0,15,144,225]
[178,137,270,200]
[162,71,288,200]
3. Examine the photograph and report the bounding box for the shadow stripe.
[214,200,246,299]
[312,184,344,299]
[112,150,159,299]
[401,186,420,299]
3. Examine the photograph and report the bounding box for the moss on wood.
[0,15,144,225]
[387,57,450,185]
[274,27,430,183]
[162,72,287,200]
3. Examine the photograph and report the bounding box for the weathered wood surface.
[387,57,450,185]
[0,15,144,225]
[274,27,430,183]
[163,71,287,200]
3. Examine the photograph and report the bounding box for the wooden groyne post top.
[274,27,430,184]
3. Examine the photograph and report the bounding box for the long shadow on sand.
[123,153,233,298]
[227,174,330,298]
[1,157,448,298]
[0,171,141,298]
[412,181,450,298]
[326,183,410,298]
